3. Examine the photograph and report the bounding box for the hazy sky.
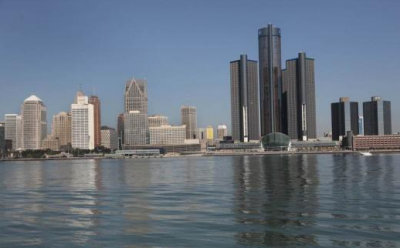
[1,0,399,135]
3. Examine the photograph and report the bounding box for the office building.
[359,116,364,136]
[52,112,71,149]
[282,52,317,140]
[5,114,20,151]
[0,122,5,157]
[230,55,260,142]
[125,78,148,114]
[71,94,95,150]
[89,95,101,148]
[21,95,47,150]
[124,111,148,146]
[42,135,60,151]
[258,24,283,135]
[181,106,197,139]
[101,126,118,151]
[363,97,392,135]
[117,113,124,146]
[149,125,186,145]
[148,115,169,127]
[217,125,228,140]
[206,126,214,141]
[331,97,359,141]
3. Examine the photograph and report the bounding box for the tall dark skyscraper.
[282,52,317,140]
[331,97,359,141]
[258,24,282,136]
[89,95,101,148]
[363,97,392,135]
[230,55,260,142]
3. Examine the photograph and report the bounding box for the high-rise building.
[181,106,197,139]
[124,111,148,146]
[0,122,5,157]
[5,114,21,151]
[149,125,186,145]
[358,116,364,136]
[101,126,118,151]
[71,94,95,150]
[206,126,214,141]
[217,125,228,140]
[230,55,260,142]
[21,95,47,150]
[331,97,359,141]
[125,78,148,114]
[89,95,101,148]
[258,24,282,136]
[117,113,125,148]
[363,97,392,135]
[148,115,169,127]
[52,112,71,149]
[282,52,317,141]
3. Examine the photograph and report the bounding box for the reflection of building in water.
[233,155,319,246]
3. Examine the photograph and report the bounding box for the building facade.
[181,106,197,139]
[125,78,148,114]
[353,135,400,150]
[358,116,364,136]
[148,115,169,127]
[363,97,392,135]
[101,127,118,151]
[21,95,47,150]
[217,125,228,140]
[52,112,71,149]
[89,95,101,148]
[124,111,148,146]
[117,113,124,147]
[206,126,214,141]
[230,55,260,142]
[5,114,21,151]
[0,122,5,157]
[331,97,359,141]
[258,24,282,136]
[282,52,317,140]
[149,125,186,145]
[71,94,95,150]
[42,135,60,151]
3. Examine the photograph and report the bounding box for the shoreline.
[1,150,400,162]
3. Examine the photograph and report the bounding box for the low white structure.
[149,125,186,145]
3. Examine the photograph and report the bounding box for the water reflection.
[233,155,319,246]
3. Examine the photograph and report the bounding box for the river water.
[0,154,399,247]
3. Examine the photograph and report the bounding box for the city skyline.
[1,1,400,134]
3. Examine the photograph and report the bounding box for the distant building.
[125,78,148,114]
[282,52,317,141]
[71,93,95,150]
[42,135,60,151]
[258,24,283,135]
[21,95,47,150]
[358,116,364,136]
[5,114,22,151]
[206,126,214,141]
[52,112,71,150]
[363,97,392,135]
[331,97,359,141]
[117,113,125,146]
[181,106,197,139]
[353,135,400,150]
[230,55,260,142]
[217,125,228,140]
[101,127,118,151]
[148,115,169,127]
[124,111,148,146]
[0,122,5,157]
[89,95,101,147]
[149,125,186,145]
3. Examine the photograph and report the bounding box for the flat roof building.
[331,97,359,141]
[363,97,392,135]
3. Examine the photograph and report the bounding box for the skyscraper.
[181,106,197,139]
[230,55,260,142]
[217,125,228,140]
[124,111,148,146]
[52,112,72,149]
[71,93,95,150]
[4,114,21,151]
[331,97,359,141]
[258,24,282,136]
[0,122,5,157]
[148,115,169,127]
[89,95,101,148]
[21,95,47,150]
[125,78,148,114]
[358,116,364,136]
[282,52,317,140]
[363,97,392,135]
[117,113,124,147]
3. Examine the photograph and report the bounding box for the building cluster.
[230,24,317,144]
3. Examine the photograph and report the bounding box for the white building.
[21,95,47,150]
[52,112,72,149]
[217,125,228,140]
[149,125,186,145]
[5,114,22,151]
[101,127,118,151]
[124,111,148,146]
[71,94,95,150]
[148,115,169,127]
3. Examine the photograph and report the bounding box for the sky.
[0,0,400,136]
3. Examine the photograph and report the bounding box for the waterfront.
[0,154,399,247]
